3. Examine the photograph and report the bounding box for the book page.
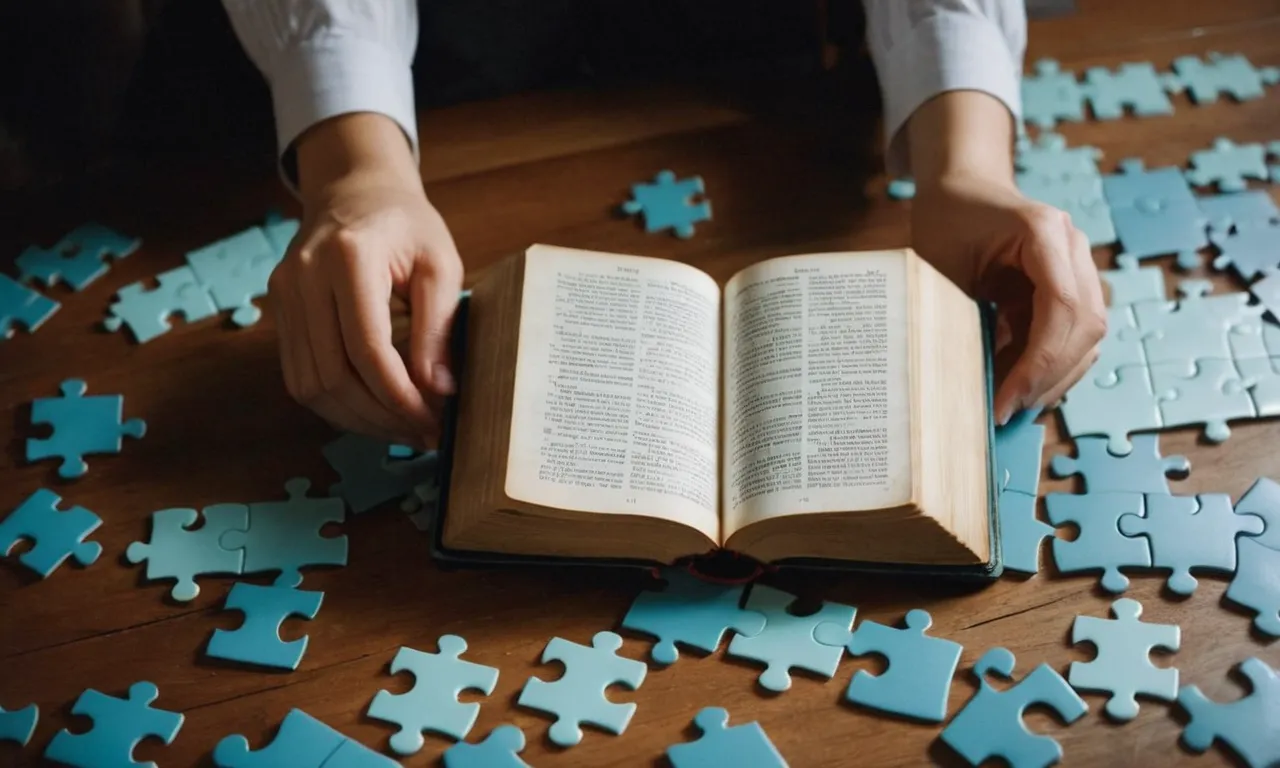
[505,245,721,541]
[721,252,912,535]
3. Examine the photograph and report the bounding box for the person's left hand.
[910,171,1107,424]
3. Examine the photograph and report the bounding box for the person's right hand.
[269,113,463,449]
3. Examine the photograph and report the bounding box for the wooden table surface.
[3,1,1280,765]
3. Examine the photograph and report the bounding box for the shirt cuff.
[874,11,1022,177]
[269,36,419,187]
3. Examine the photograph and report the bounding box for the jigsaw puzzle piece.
[1197,190,1279,232]
[1224,537,1280,637]
[1081,62,1173,119]
[1235,477,1280,549]
[1102,158,1198,210]
[1016,173,1116,248]
[725,584,856,692]
[1185,138,1269,192]
[206,582,324,670]
[104,266,218,343]
[886,177,916,200]
[1250,273,1280,323]
[666,708,787,768]
[1021,59,1085,129]
[442,725,531,768]
[1211,220,1280,281]
[995,407,1046,497]
[940,647,1087,768]
[1164,52,1280,103]
[126,504,247,601]
[1047,492,1151,593]
[1150,359,1255,443]
[186,226,282,327]
[0,273,59,339]
[323,432,437,513]
[814,608,962,723]
[620,567,765,665]
[1100,266,1164,307]
[213,709,347,768]
[1014,133,1102,180]
[17,223,140,290]
[44,681,183,768]
[621,169,712,238]
[319,738,400,767]
[218,478,347,587]
[1111,200,1208,270]
[0,488,101,577]
[27,378,147,478]
[0,703,38,746]
[517,631,647,747]
[1135,280,1267,363]
[1177,657,1280,768]
[367,635,499,753]
[1049,434,1188,494]
[1091,307,1146,386]
[1068,598,1180,720]
[1236,356,1280,418]
[998,489,1055,574]
[261,215,301,256]
[1118,493,1264,595]
[1059,364,1161,455]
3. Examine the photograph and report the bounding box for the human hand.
[269,113,463,447]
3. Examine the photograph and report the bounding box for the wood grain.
[3,3,1280,766]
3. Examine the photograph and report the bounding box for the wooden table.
[3,2,1279,765]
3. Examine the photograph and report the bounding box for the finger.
[409,252,463,396]
[275,274,364,434]
[1042,342,1100,409]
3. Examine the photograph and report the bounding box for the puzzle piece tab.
[1211,220,1280,281]
[1177,657,1280,768]
[367,635,499,753]
[0,703,38,746]
[27,378,146,478]
[1068,598,1180,720]
[1235,476,1280,550]
[666,708,787,768]
[1022,59,1086,129]
[0,488,101,577]
[725,584,855,692]
[1186,138,1269,192]
[1163,52,1280,104]
[1225,537,1280,637]
[104,266,218,343]
[1081,63,1173,119]
[1047,492,1151,593]
[126,504,247,601]
[323,432,437,513]
[44,681,183,768]
[620,567,765,665]
[16,223,140,290]
[621,170,712,238]
[0,273,59,340]
[206,582,324,670]
[218,478,347,587]
[517,631,646,747]
[1118,493,1264,595]
[1014,133,1102,180]
[186,226,284,327]
[1050,434,1188,494]
[442,725,531,768]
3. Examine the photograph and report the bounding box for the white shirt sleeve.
[860,0,1026,176]
[221,0,420,166]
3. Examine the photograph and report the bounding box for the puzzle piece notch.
[126,504,247,601]
[1150,359,1256,444]
[1068,597,1180,720]
[1049,434,1188,494]
[0,703,38,746]
[1163,52,1280,103]
[1059,364,1161,456]
[620,567,766,665]
[323,432,437,514]
[1224,537,1280,637]
[44,681,183,768]
[0,273,60,339]
[186,226,283,327]
[27,378,147,478]
[0,488,102,577]
[939,647,1088,768]
[1177,657,1280,768]
[1047,492,1152,593]
[666,708,788,768]
[1235,476,1280,550]
[1211,220,1280,281]
[442,726,531,768]
[16,223,140,290]
[1021,58,1086,129]
[1081,62,1173,119]
[814,608,962,723]
[1118,493,1264,595]
[205,582,324,670]
[367,635,499,754]
[621,170,712,239]
[517,630,646,747]
[218,477,347,587]
[104,265,218,343]
[725,584,856,692]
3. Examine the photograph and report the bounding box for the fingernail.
[433,363,456,394]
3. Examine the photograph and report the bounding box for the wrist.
[906,91,1017,192]
[296,113,422,206]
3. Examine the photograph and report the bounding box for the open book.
[439,244,997,573]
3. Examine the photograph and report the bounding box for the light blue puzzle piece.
[1225,537,1280,637]
[666,708,787,768]
[0,273,59,339]
[1068,598,1180,721]
[1119,493,1264,595]
[0,488,101,577]
[1211,220,1280,280]
[218,478,347,587]
[1111,200,1208,270]
[206,582,324,670]
[1134,279,1267,364]
[186,226,282,327]
[1186,138,1269,192]
[1235,477,1280,550]
[621,170,711,238]
[620,567,765,665]
[1164,52,1280,104]
[16,224,139,291]
[323,432,437,513]
[726,584,856,692]
[45,681,183,768]
[886,177,915,200]
[1237,356,1280,418]
[1059,364,1161,455]
[1022,59,1085,129]
[940,647,1087,768]
[1177,657,1280,768]
[260,215,300,257]
[1102,158,1198,210]
[1100,266,1164,307]
[387,444,418,459]
[443,726,531,768]
[1197,190,1279,232]
[1047,492,1151,593]
[1050,434,1188,495]
[367,636,499,754]
[319,738,400,768]
[104,265,218,343]
[1014,133,1102,180]
[518,631,646,747]
[27,378,146,478]
[214,709,347,768]
[998,490,1054,574]
[995,407,1045,496]
[0,703,37,746]
[1015,173,1116,247]
[1150,358,1255,443]
[1081,62,1173,119]
[1092,306,1145,386]
[814,608,962,723]
[126,504,247,601]
[1250,273,1280,322]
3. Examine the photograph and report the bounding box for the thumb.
[409,253,463,396]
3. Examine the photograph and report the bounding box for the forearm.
[906,91,1016,190]
[296,113,423,206]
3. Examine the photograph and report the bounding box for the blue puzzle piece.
[218,478,347,587]
[1091,306,1146,386]
[517,631,646,747]
[1021,59,1085,129]
[1238,354,1280,418]
[1068,598,1180,721]
[1111,200,1208,271]
[1102,158,1198,210]
[995,407,1045,496]
[620,567,766,665]
[725,584,856,692]
[323,432,437,513]
[0,703,37,746]
[104,266,218,343]
[1081,62,1173,119]
[1047,492,1151,593]
[1059,364,1161,455]
[1211,220,1280,281]
[1150,358,1255,444]
[939,647,1087,768]
[387,444,418,460]
[261,215,300,256]
[16,224,139,291]
[186,226,283,327]
[1120,493,1264,595]
[0,273,59,339]
[26,378,145,478]
[45,681,183,768]
[1015,173,1116,248]
[1014,133,1102,180]
[1163,52,1280,104]
[1225,537,1280,637]
[0,488,101,577]
[814,609,962,723]
[998,489,1054,574]
[320,738,400,767]
[126,505,247,601]
[1235,477,1280,550]
[1177,657,1280,768]
[621,170,711,238]
[1050,434,1188,494]
[367,635,499,754]
[214,709,347,768]
[887,177,915,200]
[206,582,324,670]
[1100,266,1164,307]
[1186,138,1269,193]
[442,726,530,768]
[1197,190,1279,232]
[666,708,787,768]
